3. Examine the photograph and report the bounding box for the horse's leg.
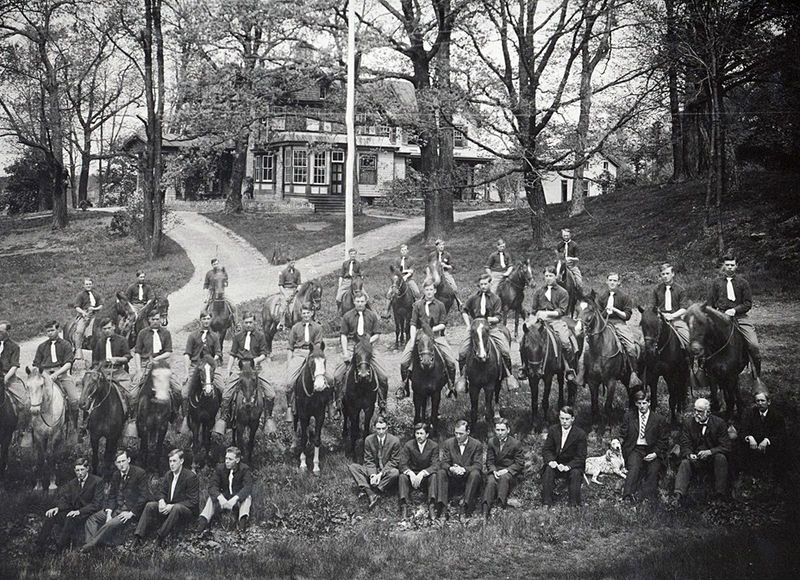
[104,434,118,479]
[708,375,720,414]
[91,433,100,475]
[33,439,43,491]
[485,386,495,426]
[430,389,441,437]
[605,378,617,426]
[299,417,308,471]
[248,417,259,463]
[312,410,324,474]
[733,375,743,420]
[469,384,480,430]
[412,389,423,425]
[530,375,540,422]
[588,377,600,423]
[649,367,659,411]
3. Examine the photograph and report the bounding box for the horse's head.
[148,361,172,401]
[237,361,259,409]
[79,368,106,411]
[191,355,217,398]
[211,271,227,300]
[26,367,49,415]
[427,258,443,286]
[353,340,373,383]
[387,268,406,301]
[115,292,137,335]
[521,319,547,378]
[577,290,603,333]
[516,259,535,288]
[306,341,329,392]
[685,302,715,358]
[156,296,170,327]
[638,305,663,357]
[469,318,491,362]
[306,281,323,312]
[352,275,365,294]
[415,328,436,370]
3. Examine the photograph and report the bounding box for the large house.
[539,154,619,204]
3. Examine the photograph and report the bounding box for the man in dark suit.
[82,449,150,551]
[620,391,670,502]
[740,390,786,481]
[197,446,253,533]
[482,417,525,518]
[673,398,732,504]
[134,449,199,546]
[37,457,103,550]
[436,420,483,519]
[348,416,401,510]
[398,423,439,520]
[542,406,587,507]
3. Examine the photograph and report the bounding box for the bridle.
[82,370,112,418]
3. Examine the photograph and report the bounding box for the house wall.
[538,155,619,205]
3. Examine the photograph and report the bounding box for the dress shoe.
[238,516,249,531]
[428,503,437,520]
[368,494,379,510]
[399,503,409,520]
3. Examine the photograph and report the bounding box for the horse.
[27,367,66,491]
[79,368,126,477]
[65,292,137,353]
[410,327,448,436]
[340,274,366,316]
[386,266,413,348]
[135,363,175,471]
[638,307,689,424]
[577,295,635,425]
[426,257,458,313]
[293,342,331,474]
[497,260,534,338]
[232,361,266,463]
[186,356,221,469]
[684,303,749,419]
[464,319,504,429]
[342,341,379,459]
[206,295,236,346]
[0,371,19,479]
[261,280,323,357]
[557,262,583,318]
[519,317,571,426]
[130,296,170,350]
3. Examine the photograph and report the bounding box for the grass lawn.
[203,211,396,263]
[0,211,193,341]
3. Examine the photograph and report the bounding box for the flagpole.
[344,0,356,254]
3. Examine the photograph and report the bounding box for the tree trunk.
[436,17,455,235]
[77,130,91,204]
[665,0,685,181]
[225,130,249,213]
[570,42,592,217]
[151,0,165,258]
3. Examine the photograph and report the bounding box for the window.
[293,149,308,184]
[358,153,377,185]
[603,161,609,170]
[454,125,467,148]
[312,151,327,184]
[254,153,274,183]
[331,150,345,163]
[561,179,568,203]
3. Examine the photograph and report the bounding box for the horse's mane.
[188,357,216,396]
[354,339,373,360]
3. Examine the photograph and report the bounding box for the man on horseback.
[0,321,26,428]
[334,293,388,415]
[73,278,103,358]
[33,320,78,430]
[456,274,518,392]
[133,310,181,422]
[397,281,457,398]
[277,257,302,330]
[598,272,643,388]
[336,248,363,312]
[203,259,228,303]
[651,262,690,347]
[284,304,325,420]
[427,238,458,292]
[707,253,760,377]
[126,271,155,316]
[92,317,132,398]
[395,244,421,300]
[183,312,222,425]
[555,228,583,288]
[530,266,580,383]
[485,238,514,294]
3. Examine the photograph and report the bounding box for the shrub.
[0,149,50,214]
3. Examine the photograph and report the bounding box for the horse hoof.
[312,465,320,475]
[299,463,307,472]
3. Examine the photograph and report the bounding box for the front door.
[331,161,344,195]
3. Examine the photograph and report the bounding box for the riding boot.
[397,365,410,399]
[445,362,457,397]
[628,357,643,389]
[455,357,468,394]
[502,353,519,391]
[179,399,190,435]
[564,350,577,382]
[378,380,388,415]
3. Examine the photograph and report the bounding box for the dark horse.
[293,342,331,474]
[557,262,583,318]
[232,361,266,463]
[464,319,503,429]
[426,257,458,313]
[638,307,689,424]
[519,318,572,426]
[410,327,448,435]
[262,280,323,357]
[79,368,125,477]
[342,341,379,458]
[130,296,170,349]
[577,295,634,425]
[205,271,235,345]
[65,292,137,353]
[187,356,221,469]
[0,369,18,479]
[136,363,176,470]
[497,260,534,338]
[386,266,413,348]
[684,303,750,419]
[340,275,367,316]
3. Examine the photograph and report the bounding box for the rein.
[85,372,113,419]
[698,315,737,364]
[584,307,622,359]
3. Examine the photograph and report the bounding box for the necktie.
[499,438,506,453]
[152,329,162,353]
[545,286,552,302]
[105,337,113,360]
[89,292,96,307]
[229,470,234,496]
[639,414,647,440]
[357,312,364,335]
[760,411,767,419]
[564,241,569,259]
[726,278,736,301]
[378,438,384,468]
[0,341,4,356]
[170,473,177,502]
[480,293,486,316]
[400,257,406,270]
[80,478,85,490]
[201,330,207,344]
[244,331,251,351]
[138,284,144,301]
[425,302,431,317]
[304,323,310,343]
[438,252,443,262]
[499,252,505,268]
[560,432,566,453]
[664,286,672,311]
[50,341,58,363]
[700,423,707,436]
[348,261,353,277]
[606,292,615,310]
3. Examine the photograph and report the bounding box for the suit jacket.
[125,282,155,304]
[400,439,440,474]
[92,334,131,365]
[363,433,401,476]
[157,467,200,515]
[209,462,253,501]
[597,289,633,322]
[531,285,569,316]
[55,474,104,516]
[679,415,731,458]
[707,274,752,317]
[741,406,785,450]
[620,410,670,461]
[486,436,525,477]
[107,465,150,516]
[543,425,588,471]
[440,436,483,472]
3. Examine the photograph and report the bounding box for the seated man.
[457,274,517,391]
[597,272,642,387]
[530,266,579,382]
[740,390,786,482]
[485,238,514,294]
[82,449,149,551]
[197,446,253,533]
[126,270,155,316]
[348,416,401,510]
[134,448,199,547]
[92,317,132,387]
[133,310,180,423]
[555,228,582,288]
[284,304,325,420]
[37,457,103,551]
[336,248,362,310]
[651,262,690,347]
[542,406,587,507]
[427,238,457,291]
[72,277,103,357]
[398,422,439,520]
[673,398,732,505]
[620,391,669,502]
[333,293,388,415]
[398,281,457,398]
[33,320,78,431]
[203,258,228,303]
[277,257,301,329]
[436,420,483,519]
[482,417,525,518]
